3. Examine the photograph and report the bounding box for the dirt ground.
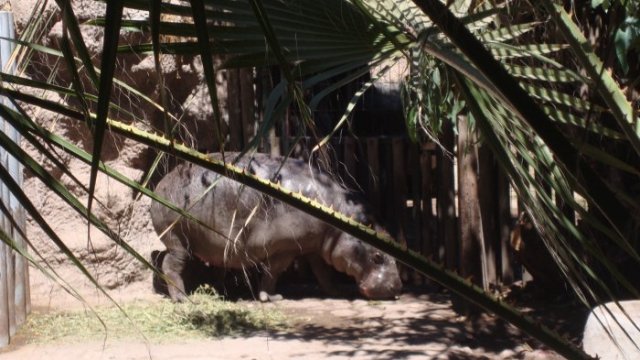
[0,270,571,360]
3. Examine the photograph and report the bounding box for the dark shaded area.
[152,249,588,359]
[151,250,362,301]
[505,283,591,346]
[270,290,584,359]
[152,250,259,300]
[271,293,532,360]
[314,82,407,137]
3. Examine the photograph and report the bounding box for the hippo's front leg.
[258,252,297,302]
[307,254,339,297]
[162,247,190,302]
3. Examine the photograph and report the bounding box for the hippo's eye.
[372,252,384,265]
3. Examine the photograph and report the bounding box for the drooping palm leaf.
[87,0,124,221]
[4,0,638,358]
[405,0,640,304]
[53,0,99,85]
[541,1,640,155]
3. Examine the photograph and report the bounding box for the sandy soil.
[0,271,567,360]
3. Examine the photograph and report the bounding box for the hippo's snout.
[358,265,403,300]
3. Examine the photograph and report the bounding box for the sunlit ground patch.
[19,285,288,344]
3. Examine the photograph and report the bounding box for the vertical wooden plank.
[457,118,485,289]
[437,122,457,271]
[255,67,270,153]
[4,240,14,336]
[366,138,380,217]
[0,27,28,334]
[330,137,344,172]
[520,162,533,283]
[343,137,357,183]
[12,215,26,327]
[391,137,407,247]
[239,67,255,148]
[497,167,514,284]
[280,110,290,156]
[478,144,498,287]
[420,143,435,260]
[269,132,280,156]
[226,68,242,151]
[405,142,424,286]
[1,11,27,342]
[24,239,29,315]
[391,138,412,284]
[456,118,486,315]
[342,136,358,189]
[0,11,9,346]
[0,126,15,338]
[0,241,8,347]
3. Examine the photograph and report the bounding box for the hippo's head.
[325,231,402,300]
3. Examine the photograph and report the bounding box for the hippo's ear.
[248,161,271,180]
[249,161,283,184]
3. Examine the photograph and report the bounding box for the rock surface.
[583,300,640,360]
[6,0,224,292]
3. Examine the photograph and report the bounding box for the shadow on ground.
[151,251,583,359]
[269,293,526,359]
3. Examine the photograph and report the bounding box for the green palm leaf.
[6,1,640,359]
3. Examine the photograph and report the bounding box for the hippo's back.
[150,152,344,267]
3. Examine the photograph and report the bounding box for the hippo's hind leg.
[258,252,296,302]
[162,247,190,302]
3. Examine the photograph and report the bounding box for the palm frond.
[5,1,637,359]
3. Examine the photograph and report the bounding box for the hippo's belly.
[184,207,327,268]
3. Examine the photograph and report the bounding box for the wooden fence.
[0,11,29,349]
[267,133,521,289]
[224,68,527,291]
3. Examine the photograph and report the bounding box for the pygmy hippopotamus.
[150,152,402,302]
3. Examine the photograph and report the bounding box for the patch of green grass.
[21,286,288,344]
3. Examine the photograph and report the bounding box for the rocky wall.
[6,0,225,294]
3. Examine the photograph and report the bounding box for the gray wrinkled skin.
[151,152,402,302]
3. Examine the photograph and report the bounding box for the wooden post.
[457,117,485,289]
[255,68,271,153]
[0,240,8,347]
[437,122,457,271]
[228,67,256,151]
[391,138,411,283]
[3,236,14,337]
[420,143,436,260]
[456,117,486,315]
[0,11,27,347]
[497,167,514,284]
[391,138,407,247]
[12,209,27,325]
[366,138,381,217]
[227,68,242,150]
[343,136,357,188]
[239,68,255,148]
[478,143,498,287]
[0,11,8,347]
[0,10,15,336]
